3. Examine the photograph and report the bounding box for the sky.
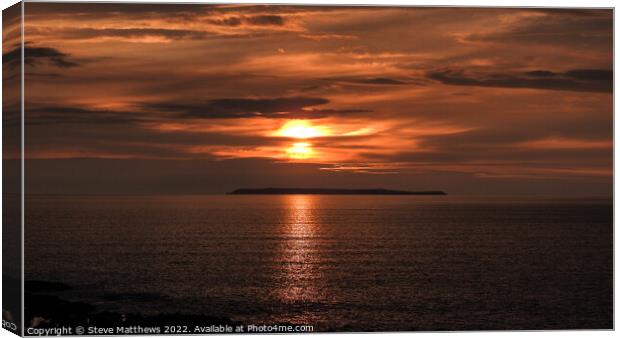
[11,4,613,195]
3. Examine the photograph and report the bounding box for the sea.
[25,195,613,331]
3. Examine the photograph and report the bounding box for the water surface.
[25,195,613,331]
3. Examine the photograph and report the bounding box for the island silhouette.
[228,188,447,195]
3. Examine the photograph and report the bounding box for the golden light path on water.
[277,195,324,305]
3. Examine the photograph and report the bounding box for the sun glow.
[272,120,329,160]
[275,120,329,139]
[287,142,314,159]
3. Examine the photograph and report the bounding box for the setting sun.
[286,142,314,159]
[275,120,329,139]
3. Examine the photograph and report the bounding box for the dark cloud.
[420,128,535,148]
[345,116,611,171]
[428,68,612,93]
[525,70,557,78]
[328,77,411,85]
[314,77,422,88]
[357,125,611,176]
[381,149,611,168]
[25,3,211,16]
[144,97,369,119]
[4,46,79,68]
[356,77,408,85]
[245,15,285,26]
[418,119,611,149]
[209,17,243,27]
[565,69,613,81]
[209,14,285,27]
[26,27,261,43]
[525,69,612,82]
[466,11,612,47]
[23,3,332,17]
[25,121,283,160]
[41,27,212,40]
[2,103,21,128]
[533,8,612,18]
[26,97,370,126]
[25,106,148,125]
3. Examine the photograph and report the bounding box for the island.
[228,188,447,195]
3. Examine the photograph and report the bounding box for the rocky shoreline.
[25,280,241,333]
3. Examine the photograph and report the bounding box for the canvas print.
[2,2,613,335]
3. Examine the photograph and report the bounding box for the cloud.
[465,10,612,47]
[525,70,557,77]
[246,15,285,26]
[26,19,290,43]
[335,77,411,85]
[526,69,612,82]
[25,3,212,15]
[26,97,370,127]
[25,106,147,125]
[25,119,284,161]
[299,33,358,41]
[356,77,409,85]
[208,14,287,29]
[565,69,613,81]
[144,97,369,119]
[427,68,612,93]
[401,126,612,167]
[417,120,611,150]
[210,17,243,26]
[24,3,342,17]
[34,27,213,41]
[18,5,613,195]
[4,46,79,68]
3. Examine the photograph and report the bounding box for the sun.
[273,120,329,160]
[274,120,329,139]
[286,142,314,159]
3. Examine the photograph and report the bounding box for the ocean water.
[25,195,613,331]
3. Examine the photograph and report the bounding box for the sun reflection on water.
[276,195,324,304]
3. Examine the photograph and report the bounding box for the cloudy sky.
[12,4,613,195]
